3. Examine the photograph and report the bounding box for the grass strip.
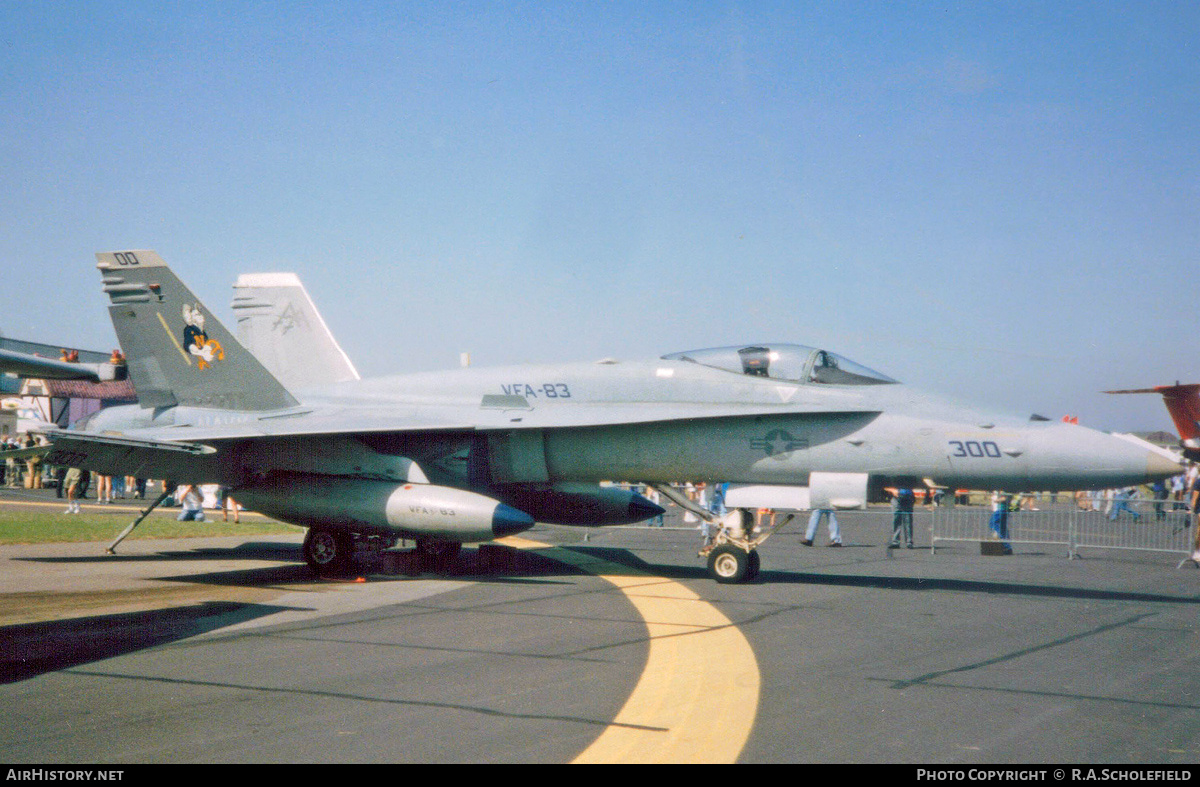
[0,506,301,544]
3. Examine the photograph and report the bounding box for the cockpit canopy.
[661,344,898,386]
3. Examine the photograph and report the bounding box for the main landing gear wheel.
[303,528,355,576]
[416,538,462,572]
[707,545,757,584]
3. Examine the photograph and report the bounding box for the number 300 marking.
[949,440,1002,458]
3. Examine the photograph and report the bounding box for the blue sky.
[1,2,1197,431]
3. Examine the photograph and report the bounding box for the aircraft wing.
[43,401,880,489]
[0,347,125,382]
[0,444,51,461]
[34,430,219,482]
[106,400,881,445]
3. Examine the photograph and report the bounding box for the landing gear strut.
[653,484,791,584]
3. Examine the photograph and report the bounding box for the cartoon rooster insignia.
[182,304,225,369]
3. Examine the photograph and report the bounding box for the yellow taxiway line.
[502,536,760,764]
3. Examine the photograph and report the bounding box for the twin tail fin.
[97,250,298,411]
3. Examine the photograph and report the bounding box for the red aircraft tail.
[1106,383,1200,456]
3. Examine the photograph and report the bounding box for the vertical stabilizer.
[96,250,299,411]
[1156,384,1200,448]
[231,272,360,390]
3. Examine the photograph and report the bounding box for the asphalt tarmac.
[1,496,1198,764]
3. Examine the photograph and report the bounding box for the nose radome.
[1146,450,1185,480]
[1106,431,1186,484]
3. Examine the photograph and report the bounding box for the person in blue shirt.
[890,487,916,548]
[1108,487,1141,521]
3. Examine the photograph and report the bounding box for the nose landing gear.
[706,544,762,583]
[652,484,791,584]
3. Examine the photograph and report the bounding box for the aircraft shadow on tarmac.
[0,600,305,685]
[152,546,590,589]
[15,540,305,565]
[0,547,594,686]
[12,542,591,590]
[5,543,1196,687]
[570,546,1200,606]
[14,540,1200,605]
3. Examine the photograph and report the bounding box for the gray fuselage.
[84,354,1178,493]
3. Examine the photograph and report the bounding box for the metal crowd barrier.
[930,497,1197,565]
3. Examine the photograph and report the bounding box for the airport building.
[15,376,136,429]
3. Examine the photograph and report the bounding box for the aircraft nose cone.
[1146,451,1185,481]
[1031,425,1186,489]
[491,503,536,537]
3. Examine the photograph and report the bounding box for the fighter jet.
[38,250,1182,583]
